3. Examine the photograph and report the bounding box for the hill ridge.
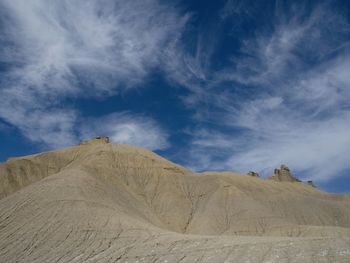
[1,139,350,262]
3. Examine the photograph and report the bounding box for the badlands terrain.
[0,137,350,263]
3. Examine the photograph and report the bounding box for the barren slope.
[1,139,350,262]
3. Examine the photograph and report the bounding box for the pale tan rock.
[0,143,349,263]
[268,164,301,182]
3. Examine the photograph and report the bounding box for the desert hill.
[1,137,350,262]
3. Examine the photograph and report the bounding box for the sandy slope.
[0,139,350,262]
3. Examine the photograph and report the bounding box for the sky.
[0,0,350,193]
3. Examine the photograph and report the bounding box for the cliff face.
[0,140,350,263]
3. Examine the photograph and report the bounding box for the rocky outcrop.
[247,171,260,178]
[307,180,316,188]
[268,164,300,182]
[80,136,110,145]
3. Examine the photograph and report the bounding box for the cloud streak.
[0,0,349,184]
[80,113,169,151]
[0,0,187,148]
[178,2,350,181]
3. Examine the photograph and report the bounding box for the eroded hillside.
[1,138,350,262]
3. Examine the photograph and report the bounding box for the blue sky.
[1,0,350,193]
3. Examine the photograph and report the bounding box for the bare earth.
[1,139,350,262]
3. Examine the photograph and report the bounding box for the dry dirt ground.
[1,139,350,262]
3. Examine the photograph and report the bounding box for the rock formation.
[307,180,316,188]
[80,136,110,145]
[247,171,260,177]
[268,164,301,182]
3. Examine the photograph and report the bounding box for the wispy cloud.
[0,0,187,148]
[225,113,350,181]
[80,112,169,151]
[218,2,350,86]
[0,0,349,183]
[178,2,350,181]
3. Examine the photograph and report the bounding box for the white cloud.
[186,110,350,181]
[180,2,350,182]
[224,113,350,181]
[0,0,349,183]
[192,130,235,149]
[80,113,169,151]
[10,109,78,149]
[0,0,187,148]
[226,55,350,181]
[217,2,349,86]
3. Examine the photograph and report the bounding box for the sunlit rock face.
[268,164,300,182]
